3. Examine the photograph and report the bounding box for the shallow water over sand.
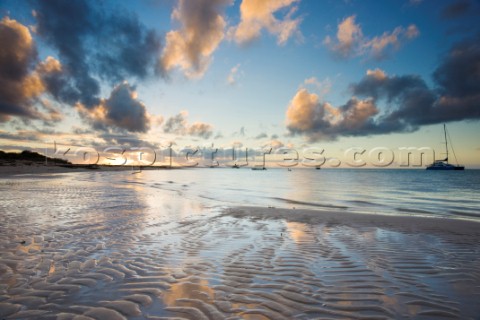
[0,171,479,319]
[79,168,480,220]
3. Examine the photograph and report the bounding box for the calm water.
[144,168,480,219]
[20,167,476,220]
[1,168,479,220]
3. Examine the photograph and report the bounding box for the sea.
[2,168,478,221]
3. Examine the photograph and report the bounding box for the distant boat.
[315,166,321,170]
[426,124,465,170]
[232,148,248,168]
[209,148,219,168]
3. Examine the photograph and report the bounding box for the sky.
[0,0,479,168]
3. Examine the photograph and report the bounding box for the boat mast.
[444,124,449,163]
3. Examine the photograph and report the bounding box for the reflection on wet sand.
[285,221,315,243]
[0,172,479,319]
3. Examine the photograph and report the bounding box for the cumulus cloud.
[160,0,231,79]
[286,88,378,141]
[163,111,213,139]
[33,0,161,108]
[188,122,214,139]
[323,16,362,58]
[77,82,151,133]
[324,15,419,60]
[0,1,162,131]
[0,17,63,122]
[163,111,188,134]
[287,35,480,140]
[230,0,302,46]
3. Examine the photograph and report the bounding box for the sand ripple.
[0,174,479,319]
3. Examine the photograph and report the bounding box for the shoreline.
[1,164,478,176]
[222,205,480,235]
[1,167,479,223]
[0,164,188,176]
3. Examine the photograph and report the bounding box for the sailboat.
[426,124,464,170]
[232,148,248,168]
[209,148,219,168]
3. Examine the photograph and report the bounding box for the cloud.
[227,64,241,85]
[0,17,62,122]
[97,132,158,149]
[441,0,472,19]
[163,111,188,134]
[324,15,419,60]
[231,141,243,148]
[163,111,213,139]
[409,0,423,5]
[188,122,213,139]
[229,0,302,46]
[286,88,378,141]
[77,82,151,133]
[255,132,268,139]
[433,35,480,98]
[287,35,480,140]
[33,0,162,108]
[263,139,285,150]
[323,16,362,58]
[302,77,332,97]
[0,130,43,142]
[160,0,231,79]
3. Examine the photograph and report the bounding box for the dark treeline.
[0,150,71,165]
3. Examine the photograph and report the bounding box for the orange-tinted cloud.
[34,0,161,107]
[0,17,62,122]
[324,15,419,60]
[289,33,480,140]
[188,122,214,139]
[77,82,151,133]
[286,87,378,141]
[230,0,302,46]
[163,111,213,139]
[160,0,232,79]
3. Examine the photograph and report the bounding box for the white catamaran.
[426,124,465,170]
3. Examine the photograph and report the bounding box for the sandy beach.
[0,171,479,319]
[1,0,480,317]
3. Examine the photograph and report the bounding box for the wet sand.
[0,164,175,176]
[0,174,479,319]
